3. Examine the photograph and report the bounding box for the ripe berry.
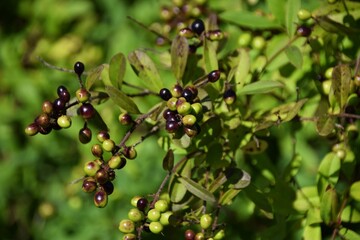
[191,19,205,35]
[223,89,236,105]
[53,98,66,114]
[208,70,221,82]
[149,221,163,234]
[182,88,195,102]
[79,103,95,119]
[166,121,180,133]
[74,61,85,77]
[57,115,72,128]
[184,124,200,138]
[38,125,52,135]
[102,139,115,152]
[128,208,144,222]
[42,100,53,114]
[95,168,109,184]
[101,181,114,195]
[94,189,108,208]
[91,144,103,157]
[108,155,127,169]
[82,177,97,193]
[118,219,135,233]
[119,113,133,125]
[79,126,92,144]
[83,161,101,177]
[154,199,169,213]
[163,108,177,120]
[200,214,212,229]
[185,229,195,240]
[35,113,51,128]
[159,88,172,101]
[76,88,90,103]
[136,197,148,211]
[25,123,39,136]
[57,85,70,102]
[296,25,312,37]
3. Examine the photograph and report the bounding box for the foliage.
[2,0,360,240]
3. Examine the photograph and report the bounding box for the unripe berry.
[147,209,161,221]
[200,214,212,229]
[79,126,92,144]
[223,89,236,105]
[128,208,144,222]
[185,229,195,240]
[25,123,39,136]
[108,155,127,169]
[325,67,333,79]
[57,85,70,102]
[123,146,137,159]
[154,199,169,212]
[167,97,178,111]
[208,70,221,82]
[57,115,72,128]
[191,19,205,35]
[84,161,101,177]
[195,232,205,240]
[119,113,133,125]
[149,221,163,234]
[182,114,197,127]
[74,61,85,77]
[159,88,173,101]
[177,101,191,115]
[251,36,266,50]
[97,130,110,143]
[159,211,173,226]
[76,88,90,103]
[179,28,195,38]
[297,9,312,21]
[42,100,53,114]
[206,30,224,41]
[171,84,183,98]
[238,32,252,47]
[214,229,225,240]
[131,196,142,207]
[102,139,115,152]
[118,219,135,233]
[79,103,95,119]
[94,189,108,208]
[122,233,136,240]
[82,177,97,193]
[191,102,203,115]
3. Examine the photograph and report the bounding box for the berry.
[108,155,126,169]
[207,30,224,41]
[171,84,183,98]
[185,229,195,240]
[123,146,137,159]
[159,88,172,101]
[177,101,191,115]
[83,161,101,177]
[76,88,90,103]
[122,233,136,240]
[79,103,95,119]
[182,114,197,127]
[191,103,203,115]
[97,130,110,143]
[179,28,195,38]
[136,197,148,211]
[35,113,51,128]
[101,181,114,195]
[118,219,135,233]
[191,19,205,35]
[25,123,39,136]
[167,97,178,111]
[42,100,53,114]
[91,144,103,157]
[154,199,169,212]
[57,86,70,102]
[57,115,72,128]
[184,124,200,138]
[148,208,161,221]
[297,9,312,21]
[159,211,173,226]
[200,214,212,229]
[166,121,180,133]
[79,126,92,144]
[119,113,133,125]
[208,70,221,82]
[94,189,108,208]
[251,36,266,50]
[223,89,236,105]
[325,67,333,79]
[238,32,252,47]
[74,61,85,77]
[182,88,195,102]
[128,208,144,222]
[131,196,142,208]
[95,168,109,184]
[53,98,66,114]
[214,229,225,240]
[108,169,116,181]
[195,232,205,240]
[102,139,115,152]
[82,177,97,193]
[149,221,163,234]
[296,26,312,37]
[38,125,52,135]
[163,108,177,120]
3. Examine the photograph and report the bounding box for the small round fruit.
[163,109,177,120]
[177,102,191,115]
[296,26,312,37]
[322,80,332,95]
[214,229,225,239]
[123,146,137,159]
[79,126,92,144]
[206,30,224,41]
[171,84,183,98]
[118,219,135,233]
[147,209,161,222]
[57,115,72,128]
[179,28,195,38]
[166,121,180,133]
[182,88,195,102]
[149,221,163,234]
[223,89,236,105]
[200,214,212,229]
[52,98,66,114]
[25,123,39,136]
[83,161,101,177]
[184,124,200,138]
[95,168,109,184]
[238,32,252,47]
[185,229,195,240]
[97,130,110,143]
[122,233,136,240]
[208,70,221,82]
[131,196,142,207]
[119,113,133,125]
[82,177,97,193]
[79,103,95,119]
[74,61,85,77]
[136,197,148,211]
[167,97,178,111]
[42,100,53,114]
[102,139,115,152]
[128,208,144,222]
[57,85,71,102]
[76,88,90,103]
[191,19,205,35]
[195,232,205,240]
[297,9,311,21]
[251,36,266,50]
[182,114,197,127]
[91,144,103,157]
[159,211,173,226]
[94,189,108,208]
[325,67,333,79]
[191,103,203,115]
[154,199,169,213]
[159,88,173,101]
[101,181,114,195]
[108,155,126,169]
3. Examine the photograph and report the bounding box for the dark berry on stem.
[297,25,312,37]
[79,126,92,144]
[223,89,236,105]
[136,197,148,211]
[42,100,53,114]
[108,169,116,181]
[123,146,137,159]
[208,70,221,82]
[57,85,70,102]
[101,181,114,195]
[95,168,109,184]
[185,229,196,240]
[159,88,172,101]
[25,123,39,136]
[166,121,180,133]
[35,113,50,128]
[171,84,183,98]
[53,98,66,114]
[163,108,176,120]
[39,125,52,135]
[182,88,195,102]
[191,19,205,35]
[94,189,108,208]
[74,61,85,77]
[119,113,133,125]
[91,144,103,157]
[82,177,97,193]
[79,103,95,119]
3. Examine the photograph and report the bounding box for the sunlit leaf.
[128,50,162,92]
[203,37,218,73]
[350,181,360,202]
[341,205,360,223]
[286,0,301,36]
[303,224,321,240]
[320,187,338,225]
[306,207,322,226]
[170,179,188,203]
[100,64,112,86]
[237,80,284,95]
[171,35,189,83]
[338,228,360,240]
[109,52,126,89]
[267,0,286,25]
[105,86,141,114]
[220,10,282,29]
[85,64,105,90]
[178,176,216,203]
[294,186,320,212]
[285,45,303,68]
[235,48,251,88]
[162,149,174,172]
[331,64,351,111]
[219,188,241,205]
[318,152,341,186]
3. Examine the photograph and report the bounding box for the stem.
[37,56,85,75]
[133,125,160,148]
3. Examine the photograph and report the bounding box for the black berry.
[166,120,180,133]
[101,181,114,195]
[191,19,205,35]
[208,70,221,82]
[57,85,70,102]
[159,88,172,101]
[79,103,95,119]
[182,88,195,102]
[223,89,236,105]
[79,126,92,144]
[53,98,66,115]
[296,25,312,37]
[136,197,148,211]
[74,61,85,77]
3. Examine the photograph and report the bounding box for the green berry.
[322,80,332,95]
[154,199,169,213]
[97,130,110,143]
[200,214,212,229]
[238,32,252,47]
[118,219,135,233]
[325,67,333,79]
[179,28,195,38]
[177,102,191,115]
[195,232,205,240]
[147,209,161,222]
[83,161,101,177]
[167,97,178,111]
[128,208,144,222]
[171,84,183,98]
[102,139,115,152]
[76,88,90,103]
[108,155,126,169]
[122,233,136,240]
[149,221,163,234]
[251,36,266,50]
[206,30,224,41]
[25,123,39,136]
[94,189,108,208]
[182,114,197,127]
[214,229,225,239]
[297,9,311,21]
[160,211,173,226]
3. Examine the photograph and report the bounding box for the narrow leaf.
[235,48,250,88]
[237,81,284,95]
[220,10,282,29]
[339,228,360,240]
[316,115,335,136]
[332,64,351,111]
[285,45,303,68]
[85,64,104,90]
[171,36,189,83]
[162,149,174,171]
[105,86,141,114]
[232,170,251,189]
[219,189,241,205]
[267,0,286,25]
[178,176,216,203]
[109,52,126,89]
[128,50,162,92]
[203,37,218,73]
[286,0,301,36]
[314,15,360,35]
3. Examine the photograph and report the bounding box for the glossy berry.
[128,208,144,222]
[171,84,183,98]
[91,144,103,157]
[57,115,72,128]
[94,189,108,208]
[163,108,177,120]
[76,88,90,103]
[97,130,110,143]
[123,146,137,159]
[297,9,312,21]
[167,97,178,111]
[25,123,39,136]
[82,177,97,193]
[296,25,312,37]
[166,121,180,133]
[149,221,163,234]
[122,233,136,240]
[42,100,53,114]
[208,70,221,82]
[182,88,195,102]
[159,211,173,226]
[108,169,116,181]
[35,113,51,128]
[184,124,200,138]
[191,19,205,35]
[179,28,195,38]
[83,161,101,177]
[79,126,92,144]
[102,139,115,152]
[223,89,236,105]
[200,214,212,229]
[95,168,109,184]
[182,114,197,127]
[206,29,224,41]
[136,197,148,211]
[119,113,133,125]
[74,61,85,77]
[57,85,70,102]
[177,101,191,115]
[191,103,203,115]
[118,219,135,233]
[108,155,126,169]
[159,88,172,101]
[185,229,195,240]
[148,208,161,221]
[101,181,114,195]
[79,103,95,119]
[53,98,66,114]
[154,199,169,213]
[38,125,52,135]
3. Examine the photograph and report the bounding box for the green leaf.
[178,176,216,203]
[169,179,188,203]
[241,139,268,154]
[100,64,112,86]
[220,10,282,29]
[219,188,241,205]
[234,48,251,88]
[293,186,320,212]
[203,37,218,73]
[162,149,174,172]
[109,52,126,89]
[316,115,335,136]
[244,184,272,212]
[331,64,351,111]
[303,224,321,240]
[306,207,322,226]
[128,50,162,92]
[314,15,360,35]
[282,154,302,181]
[171,35,189,83]
[285,45,303,68]
[267,0,286,25]
[285,0,301,36]
[338,228,360,240]
[264,98,308,123]
[350,181,360,202]
[318,152,341,186]
[237,80,284,95]
[320,187,338,225]
[231,170,251,189]
[105,86,141,114]
[341,205,360,223]
[85,64,105,90]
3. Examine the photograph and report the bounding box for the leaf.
[267,0,286,25]
[172,133,191,149]
[220,10,282,29]
[350,181,360,202]
[87,107,108,131]
[109,52,126,89]
[285,45,303,68]
[318,152,341,186]
[237,80,284,95]
[314,15,360,35]
[206,142,223,169]
[234,48,251,88]
[264,98,308,123]
[306,207,322,226]
[332,64,351,111]
[100,64,112,86]
[169,158,192,203]
[316,115,335,136]
[171,36,189,83]
[241,139,268,154]
[231,170,251,189]
[203,37,218,73]
[338,228,360,240]
[282,154,302,181]
[341,205,360,223]
[244,184,272,212]
[320,188,338,225]
[303,224,321,240]
[178,176,216,203]
[219,188,241,205]
[105,86,141,114]
[85,64,105,90]
[285,0,301,36]
[162,149,174,172]
[128,50,162,92]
